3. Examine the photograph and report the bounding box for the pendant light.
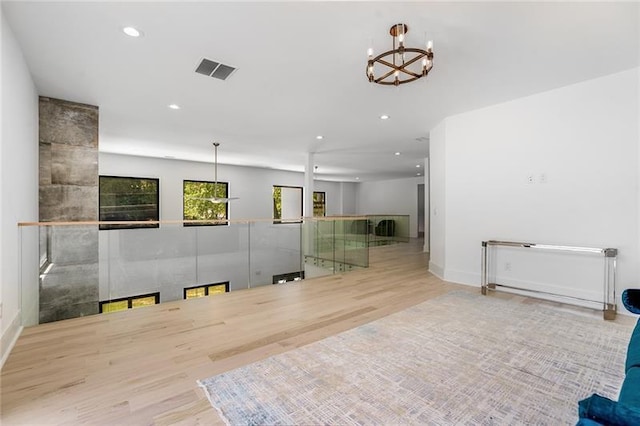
[196,142,239,203]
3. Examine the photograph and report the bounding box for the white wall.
[317,180,347,216]
[1,13,39,367]
[100,153,347,220]
[355,176,425,238]
[429,122,446,277]
[429,68,639,306]
[423,158,430,253]
[339,182,357,215]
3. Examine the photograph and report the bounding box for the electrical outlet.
[539,173,547,184]
[527,175,535,184]
[504,262,512,271]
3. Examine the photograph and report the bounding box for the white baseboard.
[440,268,612,311]
[428,261,444,279]
[443,268,480,287]
[1,310,23,370]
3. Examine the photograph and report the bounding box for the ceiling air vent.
[195,58,236,81]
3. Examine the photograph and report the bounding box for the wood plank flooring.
[0,239,621,425]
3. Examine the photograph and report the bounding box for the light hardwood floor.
[0,239,620,425]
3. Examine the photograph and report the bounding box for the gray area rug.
[198,291,634,425]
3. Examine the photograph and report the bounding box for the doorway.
[417,184,425,238]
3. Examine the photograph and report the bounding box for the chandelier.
[366,23,434,86]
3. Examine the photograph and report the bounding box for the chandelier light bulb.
[367,47,374,57]
[427,40,433,51]
[394,70,399,77]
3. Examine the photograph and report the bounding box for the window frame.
[273,185,303,224]
[183,281,230,299]
[272,271,305,284]
[98,292,160,313]
[99,175,160,230]
[313,191,326,217]
[182,179,230,227]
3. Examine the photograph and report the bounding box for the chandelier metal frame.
[366,23,434,86]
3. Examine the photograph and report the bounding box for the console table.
[481,240,617,320]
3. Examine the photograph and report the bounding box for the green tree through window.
[273,186,282,219]
[183,180,229,225]
[313,191,326,217]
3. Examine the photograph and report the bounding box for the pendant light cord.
[213,142,219,187]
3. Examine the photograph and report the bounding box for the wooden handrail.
[17,216,371,227]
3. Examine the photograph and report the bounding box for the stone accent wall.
[39,97,99,323]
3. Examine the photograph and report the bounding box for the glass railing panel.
[20,225,40,327]
[367,214,410,246]
[20,216,379,326]
[303,219,335,278]
[250,221,303,287]
[39,224,100,323]
[194,222,249,293]
[100,223,194,308]
[338,218,369,270]
[303,218,369,277]
[316,219,336,263]
[302,219,334,278]
[334,219,346,270]
[392,215,411,242]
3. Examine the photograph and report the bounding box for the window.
[183,282,230,299]
[183,180,229,226]
[99,176,159,230]
[273,271,305,284]
[99,292,160,313]
[313,191,326,217]
[273,185,302,223]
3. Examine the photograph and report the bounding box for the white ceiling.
[3,1,638,181]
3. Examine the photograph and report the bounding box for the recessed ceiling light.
[395,152,401,156]
[380,115,390,120]
[355,177,360,180]
[168,104,180,110]
[417,173,421,176]
[122,26,141,37]
[416,164,421,168]
[316,135,324,140]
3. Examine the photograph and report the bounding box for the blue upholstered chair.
[576,289,640,425]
